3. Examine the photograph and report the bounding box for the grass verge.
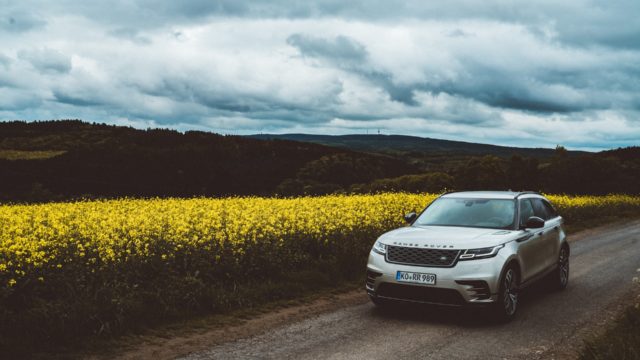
[39,214,640,359]
[580,290,640,359]
[35,280,365,359]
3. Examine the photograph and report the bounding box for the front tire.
[550,246,570,290]
[494,266,519,321]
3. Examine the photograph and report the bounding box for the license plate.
[396,271,436,285]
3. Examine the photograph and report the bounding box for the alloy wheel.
[558,247,569,287]
[503,268,518,316]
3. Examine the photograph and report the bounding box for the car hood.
[377,225,519,250]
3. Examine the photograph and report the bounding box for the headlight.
[459,244,504,260]
[372,240,387,255]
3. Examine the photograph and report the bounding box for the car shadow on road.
[368,278,560,328]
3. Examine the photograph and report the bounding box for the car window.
[531,198,550,220]
[414,198,516,229]
[542,200,558,219]
[519,199,535,226]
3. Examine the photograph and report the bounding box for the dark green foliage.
[0,120,639,202]
[454,155,508,190]
[541,155,639,195]
[352,172,454,193]
[278,153,417,195]
[249,133,580,158]
[0,120,418,202]
[581,303,640,360]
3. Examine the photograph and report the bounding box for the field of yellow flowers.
[1,193,639,352]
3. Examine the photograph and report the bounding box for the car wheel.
[551,246,570,290]
[495,266,519,321]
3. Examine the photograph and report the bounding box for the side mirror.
[524,216,545,229]
[404,212,417,224]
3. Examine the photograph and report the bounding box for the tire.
[550,246,570,290]
[494,265,520,322]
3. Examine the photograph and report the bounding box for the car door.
[531,198,559,271]
[516,198,547,281]
[540,199,562,268]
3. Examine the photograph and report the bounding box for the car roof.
[441,191,542,200]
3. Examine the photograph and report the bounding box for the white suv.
[366,191,569,320]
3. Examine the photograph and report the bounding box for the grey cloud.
[134,77,253,113]
[290,30,636,114]
[129,70,344,124]
[432,73,587,113]
[445,29,474,38]
[0,53,10,69]
[287,34,367,63]
[108,28,152,45]
[18,48,72,74]
[0,10,46,32]
[286,33,590,114]
[53,90,104,107]
[0,89,43,111]
[288,34,418,105]
[7,1,638,51]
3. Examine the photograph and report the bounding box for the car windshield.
[414,198,516,229]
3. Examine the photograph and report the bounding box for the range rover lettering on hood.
[392,242,455,249]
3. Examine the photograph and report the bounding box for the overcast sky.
[1,1,639,150]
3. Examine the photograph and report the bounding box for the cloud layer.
[1,0,639,150]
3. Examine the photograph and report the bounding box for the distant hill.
[0,120,637,202]
[248,134,588,158]
[0,120,417,202]
[599,146,640,162]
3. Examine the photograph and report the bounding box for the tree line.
[0,120,637,203]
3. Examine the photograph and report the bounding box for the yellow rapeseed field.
[1,193,639,289]
[1,192,639,349]
[0,193,430,289]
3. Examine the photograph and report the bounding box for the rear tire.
[550,246,570,290]
[494,265,519,322]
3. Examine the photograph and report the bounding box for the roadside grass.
[564,213,640,234]
[36,215,640,359]
[0,149,66,160]
[580,284,640,360]
[33,279,365,359]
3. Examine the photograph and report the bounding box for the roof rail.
[514,191,540,198]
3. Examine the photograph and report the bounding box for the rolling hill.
[0,120,637,202]
[248,133,588,158]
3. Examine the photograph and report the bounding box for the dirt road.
[180,220,640,360]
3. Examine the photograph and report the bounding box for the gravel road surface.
[181,220,640,360]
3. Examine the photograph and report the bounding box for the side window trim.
[542,200,559,220]
[531,198,550,221]
[518,198,535,227]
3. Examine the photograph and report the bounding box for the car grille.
[376,283,465,306]
[386,246,460,267]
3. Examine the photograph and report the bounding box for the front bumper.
[366,250,506,306]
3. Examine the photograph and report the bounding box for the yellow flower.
[0,193,638,289]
